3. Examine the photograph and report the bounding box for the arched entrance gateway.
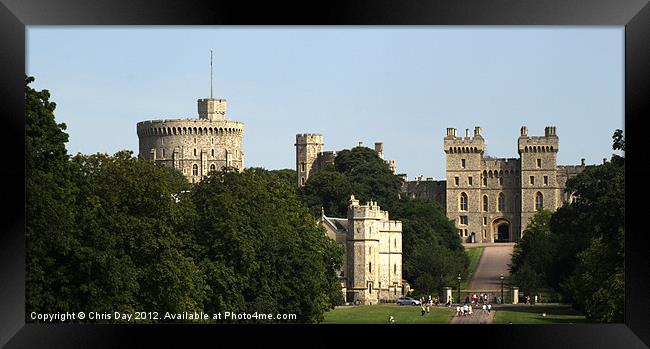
[492,218,511,242]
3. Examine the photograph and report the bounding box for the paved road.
[450,305,495,324]
[468,243,515,290]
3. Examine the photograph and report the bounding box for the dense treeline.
[26,76,342,323]
[510,129,624,322]
[300,146,468,296]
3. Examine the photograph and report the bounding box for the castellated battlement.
[481,158,520,170]
[347,196,390,220]
[517,125,559,154]
[444,126,485,153]
[136,119,244,137]
[295,133,324,144]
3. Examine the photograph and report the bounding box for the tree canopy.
[509,129,625,322]
[299,145,467,296]
[25,76,342,323]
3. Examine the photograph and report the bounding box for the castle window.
[483,176,487,186]
[194,137,197,144]
[483,229,487,239]
[499,177,503,185]
[498,193,505,212]
[301,177,305,185]
[483,217,487,225]
[530,176,535,185]
[368,283,373,293]
[369,263,372,273]
[162,148,165,158]
[461,159,466,168]
[301,162,306,172]
[459,192,468,211]
[210,164,216,172]
[394,264,397,274]
[483,195,488,212]
[192,164,198,176]
[459,215,468,225]
[537,159,542,168]
[536,192,544,210]
[468,177,473,186]
[194,148,197,156]
[211,138,214,144]
[394,239,397,248]
[459,229,463,236]
[544,176,548,185]
[454,176,459,186]
[211,149,214,157]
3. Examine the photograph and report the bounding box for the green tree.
[509,209,554,295]
[394,199,467,295]
[300,165,353,217]
[69,151,207,317]
[191,168,344,323]
[508,129,625,322]
[25,75,79,315]
[298,145,468,296]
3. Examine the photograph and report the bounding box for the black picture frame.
[1,0,648,347]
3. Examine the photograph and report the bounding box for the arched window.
[192,164,198,176]
[369,262,372,273]
[483,195,488,212]
[210,164,216,172]
[535,192,543,210]
[498,193,505,212]
[459,192,468,211]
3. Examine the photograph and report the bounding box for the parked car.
[396,296,421,306]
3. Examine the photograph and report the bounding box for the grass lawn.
[322,304,454,324]
[493,306,589,324]
[461,246,484,289]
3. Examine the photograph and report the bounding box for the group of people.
[455,304,474,316]
[466,293,491,305]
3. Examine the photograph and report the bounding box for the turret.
[198,98,227,120]
[295,133,325,187]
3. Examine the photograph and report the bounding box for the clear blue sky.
[27,27,623,180]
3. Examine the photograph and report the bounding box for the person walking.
[487,304,492,313]
[482,304,487,313]
[534,295,538,305]
[456,306,461,316]
[421,304,426,316]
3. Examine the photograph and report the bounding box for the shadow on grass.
[494,306,591,324]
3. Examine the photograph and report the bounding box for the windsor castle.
[136,92,586,304]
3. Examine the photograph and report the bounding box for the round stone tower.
[136,97,245,183]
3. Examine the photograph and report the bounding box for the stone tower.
[136,96,245,183]
[518,126,560,236]
[295,133,324,187]
[444,127,485,243]
[345,196,402,305]
[198,98,227,120]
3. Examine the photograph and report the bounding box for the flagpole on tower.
[210,49,213,99]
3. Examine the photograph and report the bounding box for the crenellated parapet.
[444,127,485,154]
[518,126,559,154]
